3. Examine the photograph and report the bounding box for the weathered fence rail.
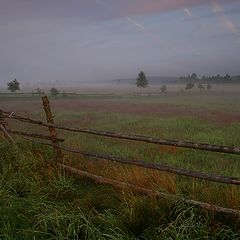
[59,163,240,216]
[2,110,240,155]
[25,139,240,185]
[0,96,240,216]
[5,128,64,142]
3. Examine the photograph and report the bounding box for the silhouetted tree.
[206,83,212,90]
[7,79,20,93]
[62,91,68,98]
[160,85,167,93]
[185,81,194,90]
[191,73,198,80]
[50,87,59,96]
[136,71,148,88]
[224,74,231,81]
[35,88,45,95]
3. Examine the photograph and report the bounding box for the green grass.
[1,142,240,239]
[1,92,240,238]
[52,112,239,209]
[3,95,240,209]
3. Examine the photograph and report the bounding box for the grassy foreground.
[0,142,240,240]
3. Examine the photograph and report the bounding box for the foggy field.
[2,87,240,204]
[1,0,240,238]
[1,86,240,239]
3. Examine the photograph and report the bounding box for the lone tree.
[7,78,20,93]
[206,83,212,90]
[185,81,194,90]
[62,91,68,98]
[50,87,59,96]
[136,71,148,88]
[160,85,167,93]
[191,73,198,81]
[35,88,45,95]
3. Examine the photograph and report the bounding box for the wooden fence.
[0,96,240,216]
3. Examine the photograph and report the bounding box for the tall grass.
[0,142,240,239]
[2,93,240,239]
[4,110,240,209]
[55,112,240,210]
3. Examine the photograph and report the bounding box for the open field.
[1,85,240,239]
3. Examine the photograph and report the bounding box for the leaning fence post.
[41,96,63,162]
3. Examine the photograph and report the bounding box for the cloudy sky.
[0,0,240,85]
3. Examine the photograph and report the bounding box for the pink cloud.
[211,2,240,37]
[115,0,238,18]
[95,0,163,43]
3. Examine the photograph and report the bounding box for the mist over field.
[1,1,240,239]
[0,0,240,86]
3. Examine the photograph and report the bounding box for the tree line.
[135,71,212,92]
[179,73,239,83]
[5,78,64,96]
[5,72,236,95]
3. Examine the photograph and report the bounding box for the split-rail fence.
[0,96,240,216]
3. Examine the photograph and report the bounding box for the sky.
[0,0,240,85]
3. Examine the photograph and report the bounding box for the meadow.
[1,85,240,239]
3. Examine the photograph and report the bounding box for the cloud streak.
[95,0,163,43]
[119,0,238,18]
[125,17,162,42]
[211,2,240,37]
[95,0,112,11]
[0,0,239,84]
[183,8,193,18]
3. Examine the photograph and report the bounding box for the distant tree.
[136,71,148,88]
[224,74,231,82]
[198,83,205,91]
[160,85,167,93]
[206,83,212,90]
[191,73,198,81]
[185,81,194,90]
[62,91,67,98]
[7,78,20,93]
[35,88,45,95]
[50,87,59,96]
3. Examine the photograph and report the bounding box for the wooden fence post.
[41,96,63,162]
